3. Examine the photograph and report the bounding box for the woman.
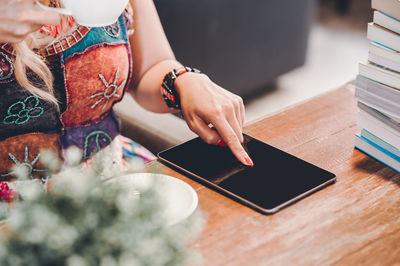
[0,0,252,189]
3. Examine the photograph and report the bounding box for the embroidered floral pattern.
[0,51,14,82]
[1,146,46,178]
[3,95,44,125]
[103,21,121,38]
[83,130,112,159]
[90,67,125,110]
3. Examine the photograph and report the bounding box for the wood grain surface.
[148,85,400,265]
[1,85,397,264]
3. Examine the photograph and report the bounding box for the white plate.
[108,173,198,226]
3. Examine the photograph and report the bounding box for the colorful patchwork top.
[0,12,154,182]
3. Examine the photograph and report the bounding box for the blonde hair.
[12,39,58,106]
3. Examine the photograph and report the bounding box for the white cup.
[36,0,130,27]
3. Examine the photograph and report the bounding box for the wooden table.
[147,85,400,265]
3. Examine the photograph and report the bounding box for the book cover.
[355,75,400,118]
[355,133,400,173]
[373,11,400,34]
[361,129,400,157]
[372,0,400,21]
[357,103,400,150]
[359,61,400,90]
[359,102,400,125]
[356,75,400,101]
[367,23,400,52]
[370,42,400,64]
[356,88,400,119]
[368,52,400,72]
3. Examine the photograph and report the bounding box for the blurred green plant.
[0,148,204,266]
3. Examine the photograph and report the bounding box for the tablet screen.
[158,134,336,212]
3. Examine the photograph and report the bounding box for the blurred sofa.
[115,0,315,153]
[155,0,315,96]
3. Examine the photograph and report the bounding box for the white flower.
[63,146,83,167]
[40,149,62,172]
[118,253,141,266]
[13,179,44,200]
[100,256,117,266]
[66,255,88,266]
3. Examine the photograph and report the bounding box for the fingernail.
[51,26,57,38]
[217,140,226,146]
[68,17,74,27]
[244,156,254,167]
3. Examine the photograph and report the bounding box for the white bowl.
[109,173,198,226]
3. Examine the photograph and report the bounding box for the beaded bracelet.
[161,66,201,109]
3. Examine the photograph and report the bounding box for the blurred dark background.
[154,0,315,97]
[154,0,371,98]
[318,0,372,31]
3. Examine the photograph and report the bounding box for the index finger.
[211,117,253,166]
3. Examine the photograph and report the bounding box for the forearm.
[129,59,182,113]
[127,0,183,113]
[126,0,250,165]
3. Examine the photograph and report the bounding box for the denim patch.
[61,15,129,62]
[0,56,66,141]
[60,111,120,160]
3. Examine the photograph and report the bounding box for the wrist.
[161,66,201,109]
[174,71,206,94]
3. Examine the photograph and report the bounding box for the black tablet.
[158,134,336,214]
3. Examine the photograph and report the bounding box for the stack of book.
[354,0,400,172]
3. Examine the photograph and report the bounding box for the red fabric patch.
[62,44,130,127]
[0,133,62,181]
[0,182,16,202]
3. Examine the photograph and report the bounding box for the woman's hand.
[127,0,252,166]
[0,0,60,43]
[175,73,253,166]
